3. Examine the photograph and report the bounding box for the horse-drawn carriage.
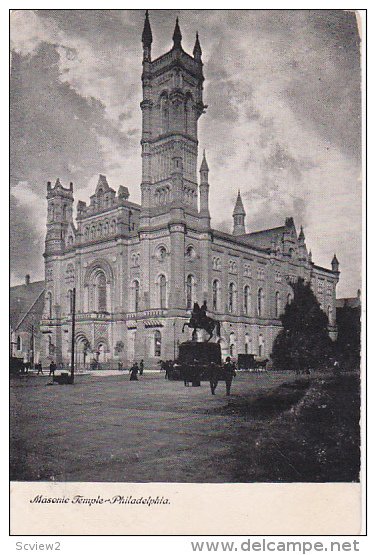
[237,354,269,372]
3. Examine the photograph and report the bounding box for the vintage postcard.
[9,9,364,536]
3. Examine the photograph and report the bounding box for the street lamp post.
[70,287,76,382]
[30,324,34,369]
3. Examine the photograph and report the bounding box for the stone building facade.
[40,13,340,368]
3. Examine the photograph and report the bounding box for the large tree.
[271,278,333,371]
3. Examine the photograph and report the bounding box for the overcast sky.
[10,9,361,296]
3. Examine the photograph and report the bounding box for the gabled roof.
[239,226,286,249]
[10,280,45,331]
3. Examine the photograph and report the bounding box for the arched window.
[186,275,194,309]
[132,280,140,312]
[159,275,167,308]
[287,293,292,305]
[154,330,162,357]
[62,204,67,220]
[244,285,250,315]
[212,280,219,312]
[97,273,107,312]
[16,336,22,351]
[229,283,236,313]
[157,246,167,261]
[46,292,52,318]
[257,288,264,317]
[275,291,281,317]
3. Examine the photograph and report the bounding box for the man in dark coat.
[130,362,139,381]
[209,362,219,395]
[223,357,236,396]
[139,359,144,376]
[49,360,56,377]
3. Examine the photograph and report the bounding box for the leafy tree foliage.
[271,278,333,370]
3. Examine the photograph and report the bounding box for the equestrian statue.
[182,301,221,342]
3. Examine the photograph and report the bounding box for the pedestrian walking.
[209,362,219,395]
[139,359,144,376]
[49,360,56,377]
[223,357,236,396]
[36,362,44,375]
[130,362,139,381]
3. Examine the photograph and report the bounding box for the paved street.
[10,371,305,482]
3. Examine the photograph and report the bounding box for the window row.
[83,219,117,240]
[211,280,292,317]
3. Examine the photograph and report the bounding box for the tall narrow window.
[244,285,250,315]
[287,293,292,305]
[16,336,22,351]
[275,291,281,317]
[229,283,236,313]
[97,273,107,312]
[46,292,52,318]
[186,275,194,309]
[245,333,250,355]
[212,280,219,311]
[154,330,161,357]
[229,332,236,357]
[257,288,264,317]
[68,289,74,314]
[159,275,167,308]
[258,334,264,357]
[328,305,333,325]
[133,280,140,312]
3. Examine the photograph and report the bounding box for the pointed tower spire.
[199,151,210,227]
[298,225,305,242]
[173,17,182,49]
[193,31,202,61]
[331,254,339,272]
[200,149,209,172]
[142,10,153,61]
[233,190,246,216]
[232,191,246,236]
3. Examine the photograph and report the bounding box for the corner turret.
[232,190,246,236]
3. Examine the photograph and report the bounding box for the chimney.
[25,274,30,285]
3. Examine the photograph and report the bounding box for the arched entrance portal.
[75,334,91,369]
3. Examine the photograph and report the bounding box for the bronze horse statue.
[182,302,221,342]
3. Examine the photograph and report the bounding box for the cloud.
[10,10,361,297]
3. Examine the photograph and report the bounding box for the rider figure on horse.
[183,300,220,342]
